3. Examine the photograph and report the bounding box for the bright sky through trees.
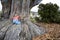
[0,0,60,11]
[31,0,60,12]
[0,1,2,11]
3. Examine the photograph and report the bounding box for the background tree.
[38,3,60,23]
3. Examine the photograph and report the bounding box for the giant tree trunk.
[1,0,12,19]
[0,0,46,40]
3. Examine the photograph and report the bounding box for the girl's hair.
[14,14,18,16]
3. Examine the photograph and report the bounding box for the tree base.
[0,20,46,40]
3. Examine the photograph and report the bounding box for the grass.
[33,22,60,40]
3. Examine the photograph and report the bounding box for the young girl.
[12,14,21,25]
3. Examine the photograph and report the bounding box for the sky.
[0,0,60,12]
[31,0,60,12]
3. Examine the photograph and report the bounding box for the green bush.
[38,3,60,23]
[55,12,60,23]
[35,17,40,22]
[30,17,36,22]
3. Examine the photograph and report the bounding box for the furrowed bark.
[0,0,46,40]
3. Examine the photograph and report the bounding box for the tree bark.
[0,0,46,40]
[1,0,12,19]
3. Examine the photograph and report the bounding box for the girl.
[12,14,21,25]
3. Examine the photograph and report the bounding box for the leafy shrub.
[38,3,60,23]
[30,17,36,22]
[35,17,40,22]
[55,12,60,23]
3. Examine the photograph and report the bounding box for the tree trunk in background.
[10,0,23,18]
[0,0,46,40]
[1,0,12,19]
[1,0,42,19]
[10,0,30,20]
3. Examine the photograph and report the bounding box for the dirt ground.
[33,22,60,40]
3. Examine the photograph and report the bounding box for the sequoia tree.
[0,0,46,40]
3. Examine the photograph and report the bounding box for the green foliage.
[35,17,40,22]
[30,17,36,22]
[38,3,60,23]
[55,11,60,23]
